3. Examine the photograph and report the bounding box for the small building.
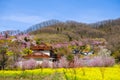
[22,43,60,65]
[24,43,51,59]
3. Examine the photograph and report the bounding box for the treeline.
[24,19,61,33]
[31,20,104,38]
[0,30,21,37]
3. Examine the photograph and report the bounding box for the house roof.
[30,43,52,50]
[23,52,50,58]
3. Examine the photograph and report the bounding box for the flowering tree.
[0,46,8,70]
[58,56,69,68]
[98,48,111,57]
[21,58,36,70]
[41,59,52,68]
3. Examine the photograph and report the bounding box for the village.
[10,33,111,69]
[0,0,120,79]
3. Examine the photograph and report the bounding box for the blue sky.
[0,0,120,31]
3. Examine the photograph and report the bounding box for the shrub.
[53,61,58,68]
[88,56,115,67]
[23,58,36,69]
[73,56,84,67]
[58,56,69,68]
[16,56,115,69]
[53,55,115,68]
[88,56,104,67]
[41,59,52,68]
[113,50,120,62]
[102,56,115,67]
[66,54,74,61]
[16,58,37,70]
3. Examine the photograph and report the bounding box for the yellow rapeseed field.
[0,65,120,80]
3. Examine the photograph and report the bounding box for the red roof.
[30,43,52,50]
[23,52,50,58]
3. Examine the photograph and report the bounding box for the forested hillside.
[0,18,120,70]
[29,18,120,52]
[2,18,119,48]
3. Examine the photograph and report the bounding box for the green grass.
[34,33,69,43]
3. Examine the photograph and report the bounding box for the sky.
[0,0,120,31]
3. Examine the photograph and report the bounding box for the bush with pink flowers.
[16,56,115,69]
[53,56,115,68]
[16,58,37,70]
[41,59,52,68]
[57,56,69,68]
[88,56,115,67]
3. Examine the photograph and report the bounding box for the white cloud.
[1,15,45,24]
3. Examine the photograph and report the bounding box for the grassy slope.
[30,22,105,43]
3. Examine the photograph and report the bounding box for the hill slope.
[28,18,120,53]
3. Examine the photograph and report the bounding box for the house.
[16,43,52,68]
[24,43,52,59]
[22,43,60,65]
